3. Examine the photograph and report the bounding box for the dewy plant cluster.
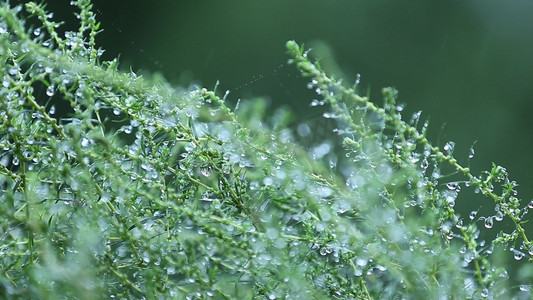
[0,1,532,299]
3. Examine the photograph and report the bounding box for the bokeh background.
[44,0,533,277]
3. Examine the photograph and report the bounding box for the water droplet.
[356,258,368,267]
[2,76,9,88]
[266,228,279,240]
[329,160,337,169]
[128,120,139,128]
[484,217,493,229]
[455,219,464,229]
[444,191,457,207]
[494,210,503,222]
[113,108,121,116]
[446,182,459,191]
[310,99,323,107]
[468,147,475,159]
[81,137,90,147]
[443,141,455,154]
[8,66,19,76]
[0,23,7,34]
[311,143,331,159]
[469,210,477,220]
[33,28,42,36]
[263,177,273,186]
[297,123,311,137]
[200,166,212,177]
[395,104,404,112]
[420,158,429,169]
[410,111,422,125]
[463,251,474,265]
[353,73,361,86]
[519,284,531,292]
[142,251,151,263]
[514,250,525,260]
[323,112,335,118]
[19,42,30,54]
[46,85,55,96]
[49,105,56,115]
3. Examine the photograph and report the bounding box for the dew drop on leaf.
[310,99,322,107]
[81,137,90,147]
[200,166,212,177]
[519,284,531,292]
[266,227,279,240]
[446,182,458,191]
[484,217,493,229]
[420,158,429,169]
[263,177,273,186]
[468,147,475,159]
[356,258,368,267]
[8,67,19,76]
[46,85,55,96]
[2,76,9,88]
[494,211,504,222]
[443,141,455,153]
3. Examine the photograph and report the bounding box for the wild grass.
[0,1,532,299]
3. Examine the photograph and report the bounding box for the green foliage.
[0,2,532,299]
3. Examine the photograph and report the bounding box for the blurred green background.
[47,1,533,240]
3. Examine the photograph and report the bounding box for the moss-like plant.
[1,1,532,299]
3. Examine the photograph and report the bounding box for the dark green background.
[47,1,533,234]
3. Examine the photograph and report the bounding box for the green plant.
[0,1,532,299]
